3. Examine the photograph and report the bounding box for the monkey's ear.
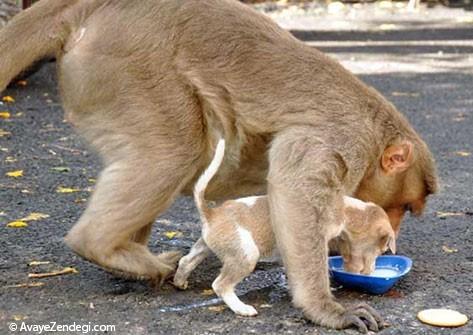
[381,141,413,175]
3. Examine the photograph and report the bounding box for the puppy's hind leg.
[173,238,211,289]
[212,254,259,317]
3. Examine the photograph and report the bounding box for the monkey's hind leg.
[65,147,199,285]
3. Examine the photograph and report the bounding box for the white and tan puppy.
[174,139,396,316]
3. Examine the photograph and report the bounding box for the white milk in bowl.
[370,268,398,277]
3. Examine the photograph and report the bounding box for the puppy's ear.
[381,141,413,175]
[379,233,396,254]
[387,235,396,254]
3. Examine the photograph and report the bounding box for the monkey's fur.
[0,0,437,332]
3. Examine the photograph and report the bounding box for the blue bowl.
[328,255,412,295]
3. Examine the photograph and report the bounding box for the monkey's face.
[355,142,432,237]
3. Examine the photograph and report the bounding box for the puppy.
[174,139,396,316]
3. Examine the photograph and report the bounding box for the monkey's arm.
[267,127,383,333]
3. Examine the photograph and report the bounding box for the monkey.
[0,0,437,332]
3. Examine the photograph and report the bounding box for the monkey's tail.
[193,138,226,220]
[0,0,98,91]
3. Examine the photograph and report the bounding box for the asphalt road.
[1,3,472,335]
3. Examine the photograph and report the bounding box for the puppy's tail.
[194,138,225,219]
[0,0,103,91]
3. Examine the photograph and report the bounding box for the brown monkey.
[0,0,437,332]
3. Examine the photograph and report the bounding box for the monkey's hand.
[304,301,385,333]
[339,303,385,333]
[268,127,385,333]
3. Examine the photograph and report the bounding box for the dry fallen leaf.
[2,96,15,103]
[260,304,273,308]
[442,245,458,253]
[455,151,471,157]
[6,221,28,228]
[0,111,10,119]
[0,129,11,137]
[3,282,44,289]
[20,213,50,222]
[28,261,51,266]
[16,80,28,87]
[6,170,23,178]
[28,267,78,279]
[164,231,182,239]
[201,289,214,296]
[56,186,81,193]
[208,305,226,313]
[50,166,71,173]
[436,211,464,219]
[5,156,17,163]
[13,315,28,321]
[392,91,420,97]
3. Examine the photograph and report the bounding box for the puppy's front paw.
[172,278,189,290]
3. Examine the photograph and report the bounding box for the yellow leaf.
[208,305,226,312]
[6,170,23,178]
[2,96,15,103]
[3,282,44,289]
[0,112,10,119]
[442,245,458,253]
[0,129,11,137]
[392,91,420,97]
[28,267,78,278]
[13,315,28,321]
[455,151,471,157]
[164,231,182,239]
[56,186,80,193]
[201,289,214,296]
[436,211,464,218]
[7,221,28,228]
[20,213,50,222]
[28,261,51,266]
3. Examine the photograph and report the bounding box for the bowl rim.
[329,255,413,279]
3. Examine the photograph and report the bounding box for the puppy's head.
[338,201,396,275]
